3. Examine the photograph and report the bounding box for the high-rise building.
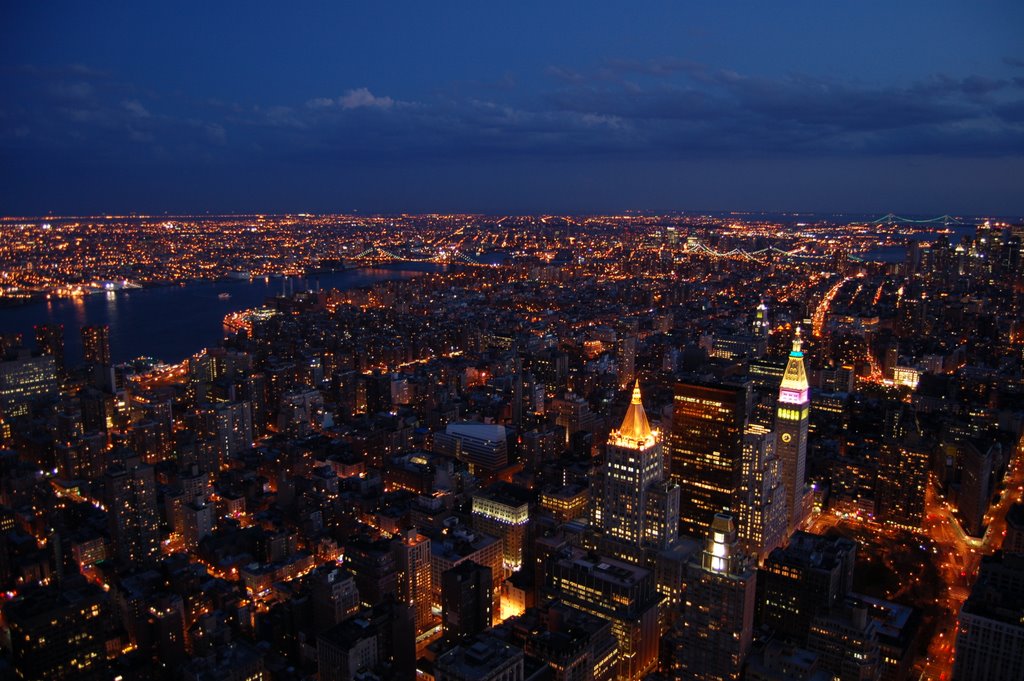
[953,551,1024,680]
[757,532,857,643]
[775,328,810,530]
[616,336,636,389]
[676,514,757,681]
[3,580,111,680]
[0,350,58,418]
[34,323,65,377]
[735,424,787,559]
[547,548,661,681]
[392,529,433,634]
[81,324,111,366]
[472,482,532,571]
[670,379,749,540]
[753,302,770,338]
[441,560,493,645]
[592,381,679,549]
[876,408,929,530]
[105,453,161,567]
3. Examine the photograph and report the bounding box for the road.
[806,434,1024,681]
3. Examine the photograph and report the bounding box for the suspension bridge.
[869,213,965,226]
[352,245,490,266]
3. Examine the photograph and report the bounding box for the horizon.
[3,2,1024,215]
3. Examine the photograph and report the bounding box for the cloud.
[306,88,395,111]
[122,99,150,118]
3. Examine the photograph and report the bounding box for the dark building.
[81,324,111,366]
[441,560,493,645]
[757,531,857,643]
[34,323,65,378]
[670,380,749,539]
[676,514,756,681]
[3,580,111,680]
[953,551,1024,681]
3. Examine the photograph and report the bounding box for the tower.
[752,301,769,338]
[81,324,111,366]
[593,381,678,549]
[775,327,809,531]
[670,380,749,540]
[676,514,756,681]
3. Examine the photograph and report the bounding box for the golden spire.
[615,379,653,445]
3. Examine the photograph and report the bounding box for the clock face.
[781,432,793,443]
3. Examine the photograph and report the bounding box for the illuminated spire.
[613,380,654,445]
[779,327,808,402]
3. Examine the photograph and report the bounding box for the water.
[0,264,443,365]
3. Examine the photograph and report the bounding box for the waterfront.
[0,264,442,365]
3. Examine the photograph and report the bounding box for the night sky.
[2,2,1023,216]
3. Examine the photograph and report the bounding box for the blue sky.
[2,2,1023,215]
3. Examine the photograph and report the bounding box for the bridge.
[869,213,965,226]
[352,245,489,266]
[685,242,852,264]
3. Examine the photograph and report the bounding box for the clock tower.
[776,327,809,531]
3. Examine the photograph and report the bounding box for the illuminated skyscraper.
[81,324,112,366]
[592,381,679,549]
[676,514,756,681]
[752,301,770,338]
[670,380,749,540]
[735,424,787,559]
[775,328,810,530]
[547,549,661,681]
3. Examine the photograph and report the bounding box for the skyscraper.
[34,323,65,378]
[676,514,757,681]
[81,324,112,366]
[735,424,787,559]
[592,381,679,549]
[441,560,493,645]
[670,379,749,540]
[105,453,161,567]
[547,549,661,681]
[392,529,433,635]
[775,328,810,530]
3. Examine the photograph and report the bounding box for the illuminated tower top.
[779,327,809,405]
[753,301,769,338]
[610,380,656,448]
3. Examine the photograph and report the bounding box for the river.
[0,264,443,365]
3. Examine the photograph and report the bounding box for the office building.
[434,422,509,473]
[435,637,524,681]
[105,453,161,567]
[776,328,810,530]
[472,482,532,571]
[735,424,787,559]
[547,548,661,681]
[81,324,111,366]
[441,560,493,645]
[392,529,434,634]
[591,381,679,550]
[3,580,110,680]
[676,514,756,681]
[757,532,857,643]
[670,379,749,540]
[34,323,65,377]
[953,552,1024,680]
[0,350,58,418]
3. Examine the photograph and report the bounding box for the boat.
[218,292,232,300]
